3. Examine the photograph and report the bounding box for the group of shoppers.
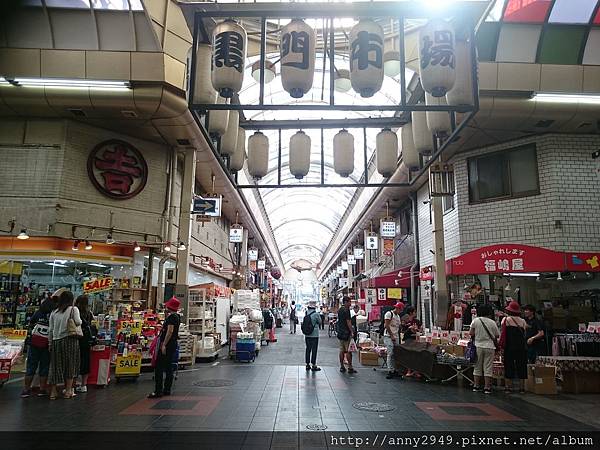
[22,289,95,399]
[470,300,545,394]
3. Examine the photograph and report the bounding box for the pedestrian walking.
[302,299,322,371]
[337,297,356,374]
[384,302,404,379]
[289,301,297,334]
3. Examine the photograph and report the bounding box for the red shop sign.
[88,139,148,200]
[566,252,600,272]
[447,244,566,275]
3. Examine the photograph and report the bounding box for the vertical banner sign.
[377,288,386,301]
[366,233,379,250]
[341,261,349,271]
[229,224,244,243]
[336,265,343,275]
[257,259,266,270]
[354,247,364,260]
[347,255,356,265]
[383,239,394,256]
[248,248,258,261]
[380,218,397,238]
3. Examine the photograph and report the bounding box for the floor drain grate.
[306,424,328,431]
[193,379,236,387]
[352,401,396,412]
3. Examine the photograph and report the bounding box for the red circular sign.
[87,139,148,200]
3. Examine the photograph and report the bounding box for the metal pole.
[329,21,335,106]
[363,127,368,184]
[188,12,199,108]
[277,128,282,185]
[259,17,267,106]
[320,127,325,185]
[399,16,406,106]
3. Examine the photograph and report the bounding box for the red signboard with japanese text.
[447,244,566,275]
[565,252,600,272]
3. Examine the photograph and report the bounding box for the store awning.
[446,244,600,275]
[372,266,418,289]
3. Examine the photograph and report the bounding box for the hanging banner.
[377,288,386,301]
[354,247,364,260]
[366,233,378,250]
[229,224,244,243]
[83,276,114,294]
[336,265,343,275]
[366,288,376,304]
[257,259,266,270]
[380,219,397,238]
[248,248,258,261]
[341,261,349,271]
[347,254,356,265]
[383,239,394,256]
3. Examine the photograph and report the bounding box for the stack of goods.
[235,332,255,362]
[437,346,471,365]
[357,332,380,366]
[246,310,263,352]
[178,328,196,368]
[0,338,23,386]
[233,290,260,311]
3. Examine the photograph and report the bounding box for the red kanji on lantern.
[87,140,148,199]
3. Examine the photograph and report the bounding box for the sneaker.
[484,388,492,394]
[20,389,31,398]
[306,364,311,371]
[311,366,322,372]
[472,386,482,392]
[75,386,87,393]
[339,366,346,373]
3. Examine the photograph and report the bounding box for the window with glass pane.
[443,194,455,213]
[468,144,538,203]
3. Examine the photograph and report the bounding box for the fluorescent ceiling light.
[46,263,67,267]
[503,272,540,277]
[88,263,107,268]
[532,93,600,105]
[11,78,131,90]
[0,77,10,85]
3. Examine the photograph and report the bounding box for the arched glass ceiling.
[239,48,411,270]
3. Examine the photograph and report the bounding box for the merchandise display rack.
[188,288,219,360]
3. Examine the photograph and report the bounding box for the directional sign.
[193,195,222,217]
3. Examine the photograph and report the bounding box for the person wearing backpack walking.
[21,299,53,398]
[302,299,322,371]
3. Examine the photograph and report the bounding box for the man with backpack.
[337,296,356,374]
[289,301,297,334]
[302,299,322,371]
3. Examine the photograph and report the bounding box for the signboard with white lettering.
[229,224,244,243]
[380,219,397,238]
[257,259,266,270]
[354,247,364,260]
[366,233,378,250]
[347,255,356,265]
[248,248,258,261]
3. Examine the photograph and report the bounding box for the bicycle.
[328,317,337,338]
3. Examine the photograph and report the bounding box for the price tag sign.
[229,224,243,243]
[380,219,397,238]
[347,255,356,265]
[354,247,364,260]
[366,233,378,250]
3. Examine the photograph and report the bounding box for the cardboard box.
[562,371,600,394]
[526,365,557,395]
[359,351,380,366]
[431,338,442,345]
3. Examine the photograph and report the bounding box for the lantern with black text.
[419,19,456,97]
[425,92,452,136]
[333,129,354,178]
[289,131,311,179]
[212,20,247,98]
[208,95,229,136]
[220,110,239,156]
[400,123,419,171]
[247,131,269,179]
[446,35,474,107]
[411,110,433,155]
[280,19,316,99]
[193,43,217,104]
[376,128,398,177]
[349,19,384,98]
[230,127,246,172]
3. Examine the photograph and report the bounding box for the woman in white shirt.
[48,290,81,399]
[469,304,500,394]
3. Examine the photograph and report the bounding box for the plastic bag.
[348,339,358,353]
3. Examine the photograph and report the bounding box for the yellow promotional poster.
[83,276,114,294]
[117,320,143,335]
[0,261,23,275]
[115,354,142,376]
[387,288,403,299]
[1,329,27,340]
[383,239,394,257]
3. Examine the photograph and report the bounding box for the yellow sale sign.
[115,354,142,376]
[117,320,142,335]
[83,276,114,294]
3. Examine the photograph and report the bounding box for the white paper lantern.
[208,95,229,136]
[220,110,239,156]
[400,123,419,171]
[446,37,474,107]
[247,131,269,179]
[419,19,456,97]
[230,127,246,172]
[280,19,316,99]
[349,19,384,98]
[376,128,398,177]
[411,110,434,155]
[425,92,452,136]
[333,129,354,177]
[289,131,311,179]
[212,20,247,98]
[192,43,217,104]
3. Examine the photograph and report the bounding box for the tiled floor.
[0,327,597,433]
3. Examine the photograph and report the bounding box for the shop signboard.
[257,259,266,270]
[229,224,244,243]
[380,219,397,238]
[420,266,434,281]
[566,252,600,272]
[88,139,148,200]
[383,239,394,256]
[248,248,259,261]
[387,288,402,299]
[339,278,348,288]
[354,247,364,260]
[347,255,356,265]
[83,276,114,294]
[341,261,349,271]
[366,233,378,250]
[0,329,27,340]
[336,265,343,275]
[377,288,386,301]
[447,244,565,275]
[366,288,377,304]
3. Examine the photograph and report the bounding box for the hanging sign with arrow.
[192,195,222,217]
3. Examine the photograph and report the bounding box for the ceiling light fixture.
[164,242,172,252]
[106,233,115,244]
[85,240,93,250]
[17,229,30,240]
[502,272,540,278]
[556,272,563,281]
[251,60,276,84]
[11,77,131,90]
[178,241,186,251]
[532,93,600,105]
[133,242,141,252]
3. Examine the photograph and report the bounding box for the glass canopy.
[238,53,410,269]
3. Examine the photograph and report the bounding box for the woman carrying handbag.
[48,290,82,400]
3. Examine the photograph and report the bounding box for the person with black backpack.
[289,301,297,334]
[302,299,322,371]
